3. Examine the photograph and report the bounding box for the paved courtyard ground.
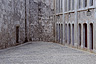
[0,41,96,64]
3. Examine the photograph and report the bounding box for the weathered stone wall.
[28,0,55,42]
[39,0,54,42]
[0,0,55,49]
[65,13,75,23]
[0,0,25,49]
[78,9,94,23]
[28,0,39,41]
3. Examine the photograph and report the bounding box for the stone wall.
[28,0,55,42]
[0,0,55,49]
[0,0,25,49]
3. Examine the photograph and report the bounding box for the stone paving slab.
[0,41,96,64]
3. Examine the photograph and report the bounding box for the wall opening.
[79,24,81,46]
[69,24,71,44]
[72,24,74,45]
[72,0,74,10]
[69,0,71,11]
[65,0,67,11]
[61,24,63,44]
[90,23,93,50]
[56,24,58,42]
[59,24,61,43]
[16,26,19,43]
[65,24,67,43]
[78,0,81,9]
[90,0,93,6]
[83,23,87,48]
[84,0,87,7]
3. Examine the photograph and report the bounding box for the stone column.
[74,0,78,47]
[62,0,65,44]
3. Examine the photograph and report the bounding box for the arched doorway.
[78,24,81,46]
[83,23,87,48]
[68,24,71,44]
[61,24,63,44]
[89,23,93,50]
[65,24,67,43]
[59,24,61,43]
[72,24,74,45]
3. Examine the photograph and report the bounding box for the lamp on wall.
[69,13,71,17]
[87,9,91,16]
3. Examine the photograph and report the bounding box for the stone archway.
[78,24,81,46]
[65,24,67,43]
[72,24,74,45]
[68,24,71,44]
[83,23,87,48]
[89,23,93,50]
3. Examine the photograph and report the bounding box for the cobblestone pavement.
[0,42,96,64]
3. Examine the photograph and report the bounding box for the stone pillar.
[87,23,90,50]
[67,23,69,44]
[74,0,78,47]
[63,0,65,44]
[81,23,84,48]
[54,0,57,42]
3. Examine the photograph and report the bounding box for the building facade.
[54,0,96,52]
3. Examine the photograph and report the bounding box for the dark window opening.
[79,0,81,8]
[90,0,93,6]
[61,0,63,12]
[16,26,19,43]
[83,23,87,48]
[65,24,67,43]
[72,0,74,10]
[72,24,74,45]
[69,0,71,10]
[69,24,71,44]
[59,24,61,43]
[90,23,93,50]
[56,24,59,42]
[79,24,81,46]
[65,0,67,11]
[59,0,60,13]
[84,0,87,7]
[61,24,63,44]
